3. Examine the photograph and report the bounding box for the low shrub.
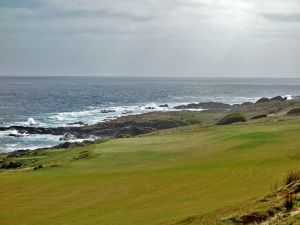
[0,161,6,169]
[217,113,247,125]
[0,160,23,169]
[251,114,267,120]
[116,134,132,138]
[268,109,280,114]
[287,108,300,115]
[7,161,22,169]
[225,211,269,224]
[34,164,43,170]
[284,193,294,210]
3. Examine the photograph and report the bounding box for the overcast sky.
[0,0,300,77]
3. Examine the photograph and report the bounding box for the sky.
[0,0,300,77]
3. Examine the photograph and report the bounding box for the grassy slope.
[1,119,300,225]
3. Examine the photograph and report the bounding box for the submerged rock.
[122,111,133,114]
[101,110,116,113]
[67,121,86,126]
[7,133,23,138]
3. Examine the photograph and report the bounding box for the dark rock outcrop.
[55,142,72,149]
[0,113,199,141]
[232,102,254,108]
[0,126,72,136]
[271,96,287,101]
[7,133,23,138]
[174,102,232,111]
[159,104,169,108]
[6,150,31,158]
[256,96,287,104]
[256,97,270,104]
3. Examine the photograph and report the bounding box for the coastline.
[1,95,300,153]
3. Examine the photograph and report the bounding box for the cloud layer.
[0,0,300,77]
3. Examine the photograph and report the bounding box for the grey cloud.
[0,0,300,77]
[43,9,156,22]
[0,6,155,22]
[254,32,300,40]
[0,0,39,9]
[263,13,300,22]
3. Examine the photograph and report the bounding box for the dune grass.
[1,119,300,225]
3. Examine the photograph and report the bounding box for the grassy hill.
[1,118,300,225]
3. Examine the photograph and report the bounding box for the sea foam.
[27,118,38,126]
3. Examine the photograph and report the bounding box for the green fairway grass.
[1,119,300,225]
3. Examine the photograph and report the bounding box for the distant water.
[0,76,300,152]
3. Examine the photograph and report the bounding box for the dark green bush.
[287,108,300,115]
[217,113,247,125]
[284,194,294,210]
[251,114,267,120]
[5,161,22,169]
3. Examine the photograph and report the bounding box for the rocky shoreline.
[0,114,195,139]
[0,101,237,139]
[1,96,299,153]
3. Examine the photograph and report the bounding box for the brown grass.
[285,170,300,185]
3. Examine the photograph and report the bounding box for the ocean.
[1,76,300,152]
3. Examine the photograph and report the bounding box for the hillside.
[172,175,300,225]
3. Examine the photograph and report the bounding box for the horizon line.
[0,75,299,79]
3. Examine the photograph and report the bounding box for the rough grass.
[171,178,300,225]
[1,119,300,225]
[286,170,300,185]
